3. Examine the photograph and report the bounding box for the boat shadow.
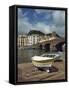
[49,66,58,73]
[37,66,58,73]
[54,59,63,62]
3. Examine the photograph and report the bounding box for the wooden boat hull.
[32,59,54,68]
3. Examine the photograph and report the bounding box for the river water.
[18,48,65,64]
[18,49,48,64]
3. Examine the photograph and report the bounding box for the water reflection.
[18,49,46,64]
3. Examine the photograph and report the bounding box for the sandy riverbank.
[17,60,65,82]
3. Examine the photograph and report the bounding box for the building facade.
[27,34,40,45]
[27,30,44,45]
[17,31,65,51]
[18,35,28,48]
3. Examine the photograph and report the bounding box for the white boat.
[41,53,61,60]
[31,52,61,72]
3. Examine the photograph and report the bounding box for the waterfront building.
[17,31,65,51]
[27,30,45,45]
[18,35,28,47]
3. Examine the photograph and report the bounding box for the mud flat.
[17,60,65,82]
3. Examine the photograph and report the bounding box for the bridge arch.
[39,43,50,52]
[44,43,50,52]
[39,44,43,49]
[55,42,65,52]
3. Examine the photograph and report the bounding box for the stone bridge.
[32,37,65,52]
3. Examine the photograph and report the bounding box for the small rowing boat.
[31,52,61,72]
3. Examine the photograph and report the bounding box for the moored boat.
[31,52,61,72]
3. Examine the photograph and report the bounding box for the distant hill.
[28,30,45,35]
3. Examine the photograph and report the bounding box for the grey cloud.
[18,8,65,37]
[52,11,65,26]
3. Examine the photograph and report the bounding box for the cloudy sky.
[18,8,65,37]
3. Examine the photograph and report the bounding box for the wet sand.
[17,60,65,82]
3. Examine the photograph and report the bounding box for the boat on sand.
[31,52,61,72]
